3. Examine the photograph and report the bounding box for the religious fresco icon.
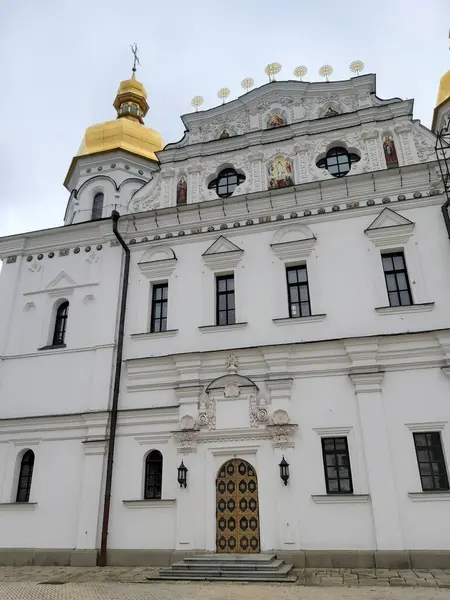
[176,176,187,205]
[268,113,285,128]
[382,135,399,169]
[268,157,294,189]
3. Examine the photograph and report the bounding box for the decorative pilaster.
[187,166,201,204]
[293,144,310,184]
[249,152,264,192]
[394,124,417,165]
[349,370,404,550]
[75,439,107,551]
[160,169,175,207]
[362,130,383,171]
[173,430,199,455]
[265,378,292,413]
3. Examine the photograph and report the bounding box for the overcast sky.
[0,0,448,237]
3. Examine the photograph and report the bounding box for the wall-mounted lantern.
[177,460,188,488]
[279,456,290,485]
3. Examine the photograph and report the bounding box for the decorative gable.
[365,208,415,247]
[45,271,77,290]
[270,224,317,261]
[202,236,244,270]
[138,246,177,279]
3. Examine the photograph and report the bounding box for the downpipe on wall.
[99,210,130,567]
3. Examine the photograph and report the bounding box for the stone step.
[159,563,294,580]
[183,553,276,564]
[171,558,285,571]
[153,574,298,583]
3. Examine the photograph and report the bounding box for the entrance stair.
[156,553,296,582]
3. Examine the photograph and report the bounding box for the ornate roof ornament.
[293,65,308,80]
[349,60,364,76]
[265,62,282,82]
[191,95,204,111]
[241,77,254,92]
[217,87,231,104]
[319,65,333,82]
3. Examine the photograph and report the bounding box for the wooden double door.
[216,459,260,553]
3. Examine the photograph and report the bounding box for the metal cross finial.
[131,43,140,73]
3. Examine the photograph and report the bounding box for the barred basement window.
[321,437,353,494]
[413,432,449,491]
[286,265,311,317]
[381,252,413,307]
[16,450,35,502]
[144,450,163,499]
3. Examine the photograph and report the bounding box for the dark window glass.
[381,251,412,307]
[52,301,69,346]
[321,437,353,494]
[91,193,104,220]
[150,284,168,333]
[144,450,163,499]
[413,432,449,491]
[316,147,360,178]
[16,450,35,502]
[286,265,311,318]
[208,169,246,198]
[216,274,235,325]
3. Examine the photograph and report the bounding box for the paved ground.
[1,581,450,600]
[1,567,450,599]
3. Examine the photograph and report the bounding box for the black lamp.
[177,460,188,488]
[279,456,290,485]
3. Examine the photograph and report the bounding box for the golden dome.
[72,72,164,167]
[437,70,450,106]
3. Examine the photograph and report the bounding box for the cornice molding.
[270,237,316,261]
[406,421,447,432]
[0,502,37,510]
[273,314,326,326]
[123,499,176,508]
[131,329,178,340]
[365,223,415,247]
[133,432,171,445]
[202,250,243,271]
[138,258,177,280]
[199,322,248,334]
[313,426,352,436]
[311,494,370,504]
[408,492,450,502]
[349,370,384,393]
[375,303,435,316]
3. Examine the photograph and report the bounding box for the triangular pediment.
[366,208,414,231]
[44,271,77,290]
[203,236,243,256]
[365,208,415,247]
[202,236,243,270]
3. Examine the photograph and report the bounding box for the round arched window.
[316,147,360,178]
[208,168,245,198]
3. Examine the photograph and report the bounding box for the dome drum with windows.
[66,72,165,185]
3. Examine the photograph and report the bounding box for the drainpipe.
[99,210,130,567]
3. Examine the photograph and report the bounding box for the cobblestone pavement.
[1,581,450,600]
[2,566,450,587]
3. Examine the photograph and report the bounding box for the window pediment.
[202,236,243,270]
[271,224,316,261]
[365,208,415,247]
[138,246,177,279]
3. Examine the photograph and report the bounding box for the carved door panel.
[216,459,260,553]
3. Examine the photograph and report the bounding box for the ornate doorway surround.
[216,458,260,553]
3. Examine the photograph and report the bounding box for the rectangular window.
[286,265,311,318]
[321,437,353,494]
[413,432,449,491]
[216,274,235,326]
[150,283,168,333]
[381,252,413,307]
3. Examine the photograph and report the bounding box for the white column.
[362,130,383,171]
[394,123,418,165]
[293,144,310,184]
[349,370,403,549]
[75,440,106,551]
[249,152,264,192]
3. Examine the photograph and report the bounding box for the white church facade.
[0,64,450,569]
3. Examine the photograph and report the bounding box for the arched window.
[208,168,245,198]
[316,147,360,178]
[91,193,104,220]
[52,301,69,346]
[144,450,163,499]
[16,450,35,502]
